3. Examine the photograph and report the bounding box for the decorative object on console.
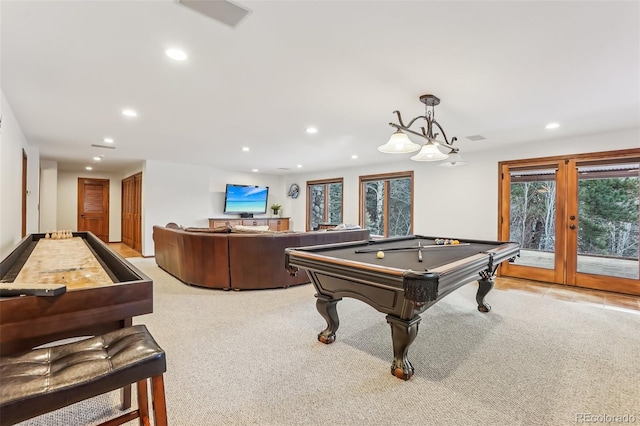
[378,94,463,164]
[270,203,282,216]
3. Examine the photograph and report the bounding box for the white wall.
[284,128,640,241]
[39,160,58,232]
[56,170,123,241]
[207,170,286,222]
[0,91,40,258]
[141,160,287,256]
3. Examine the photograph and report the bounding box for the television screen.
[224,184,269,216]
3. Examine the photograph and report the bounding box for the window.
[360,171,413,237]
[306,178,343,231]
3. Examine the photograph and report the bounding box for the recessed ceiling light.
[85,166,93,171]
[103,137,114,143]
[122,109,138,117]
[93,156,101,161]
[351,155,358,159]
[242,147,250,152]
[306,127,318,134]
[296,164,302,168]
[545,122,560,129]
[252,169,259,172]
[165,48,187,61]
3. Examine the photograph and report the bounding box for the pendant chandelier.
[378,94,464,165]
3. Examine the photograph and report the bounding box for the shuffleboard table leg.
[386,315,421,380]
[316,294,342,344]
[476,277,495,313]
[120,318,133,409]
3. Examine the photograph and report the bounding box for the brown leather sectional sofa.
[152,225,370,290]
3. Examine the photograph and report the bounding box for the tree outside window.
[360,172,413,237]
[307,178,343,231]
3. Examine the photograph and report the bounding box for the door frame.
[499,148,640,295]
[22,150,27,237]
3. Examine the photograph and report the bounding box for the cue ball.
[376,251,385,259]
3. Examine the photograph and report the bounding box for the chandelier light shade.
[438,151,467,167]
[380,94,463,164]
[378,130,421,154]
[410,141,449,161]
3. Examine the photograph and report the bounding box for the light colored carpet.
[17,258,640,426]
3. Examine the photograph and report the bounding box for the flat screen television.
[223,184,269,218]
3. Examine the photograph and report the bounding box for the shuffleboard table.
[0,232,153,407]
[285,235,519,380]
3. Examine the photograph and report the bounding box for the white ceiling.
[2,1,639,174]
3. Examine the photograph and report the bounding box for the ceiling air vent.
[91,144,116,149]
[177,0,251,28]
[465,135,486,141]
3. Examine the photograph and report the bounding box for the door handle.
[569,224,576,230]
[569,215,576,220]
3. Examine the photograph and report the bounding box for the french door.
[499,149,640,296]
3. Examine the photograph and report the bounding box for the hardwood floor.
[495,276,640,314]
[108,242,639,314]
[108,242,142,258]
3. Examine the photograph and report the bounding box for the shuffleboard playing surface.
[12,237,114,289]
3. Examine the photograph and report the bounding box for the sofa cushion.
[184,226,232,233]
[328,223,362,230]
[231,225,271,233]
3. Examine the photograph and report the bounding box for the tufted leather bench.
[0,325,167,426]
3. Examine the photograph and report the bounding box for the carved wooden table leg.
[386,315,421,380]
[316,294,342,344]
[476,277,495,313]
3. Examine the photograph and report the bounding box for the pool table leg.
[476,277,494,313]
[316,294,342,344]
[386,315,421,380]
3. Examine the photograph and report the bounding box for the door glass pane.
[364,181,385,237]
[328,183,343,223]
[388,178,412,237]
[509,169,557,269]
[309,184,324,230]
[577,163,639,279]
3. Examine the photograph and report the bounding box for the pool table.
[285,235,519,380]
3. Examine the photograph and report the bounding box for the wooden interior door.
[78,178,109,242]
[121,172,142,252]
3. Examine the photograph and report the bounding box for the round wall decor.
[288,183,300,198]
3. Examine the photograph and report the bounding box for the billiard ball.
[376,251,385,259]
